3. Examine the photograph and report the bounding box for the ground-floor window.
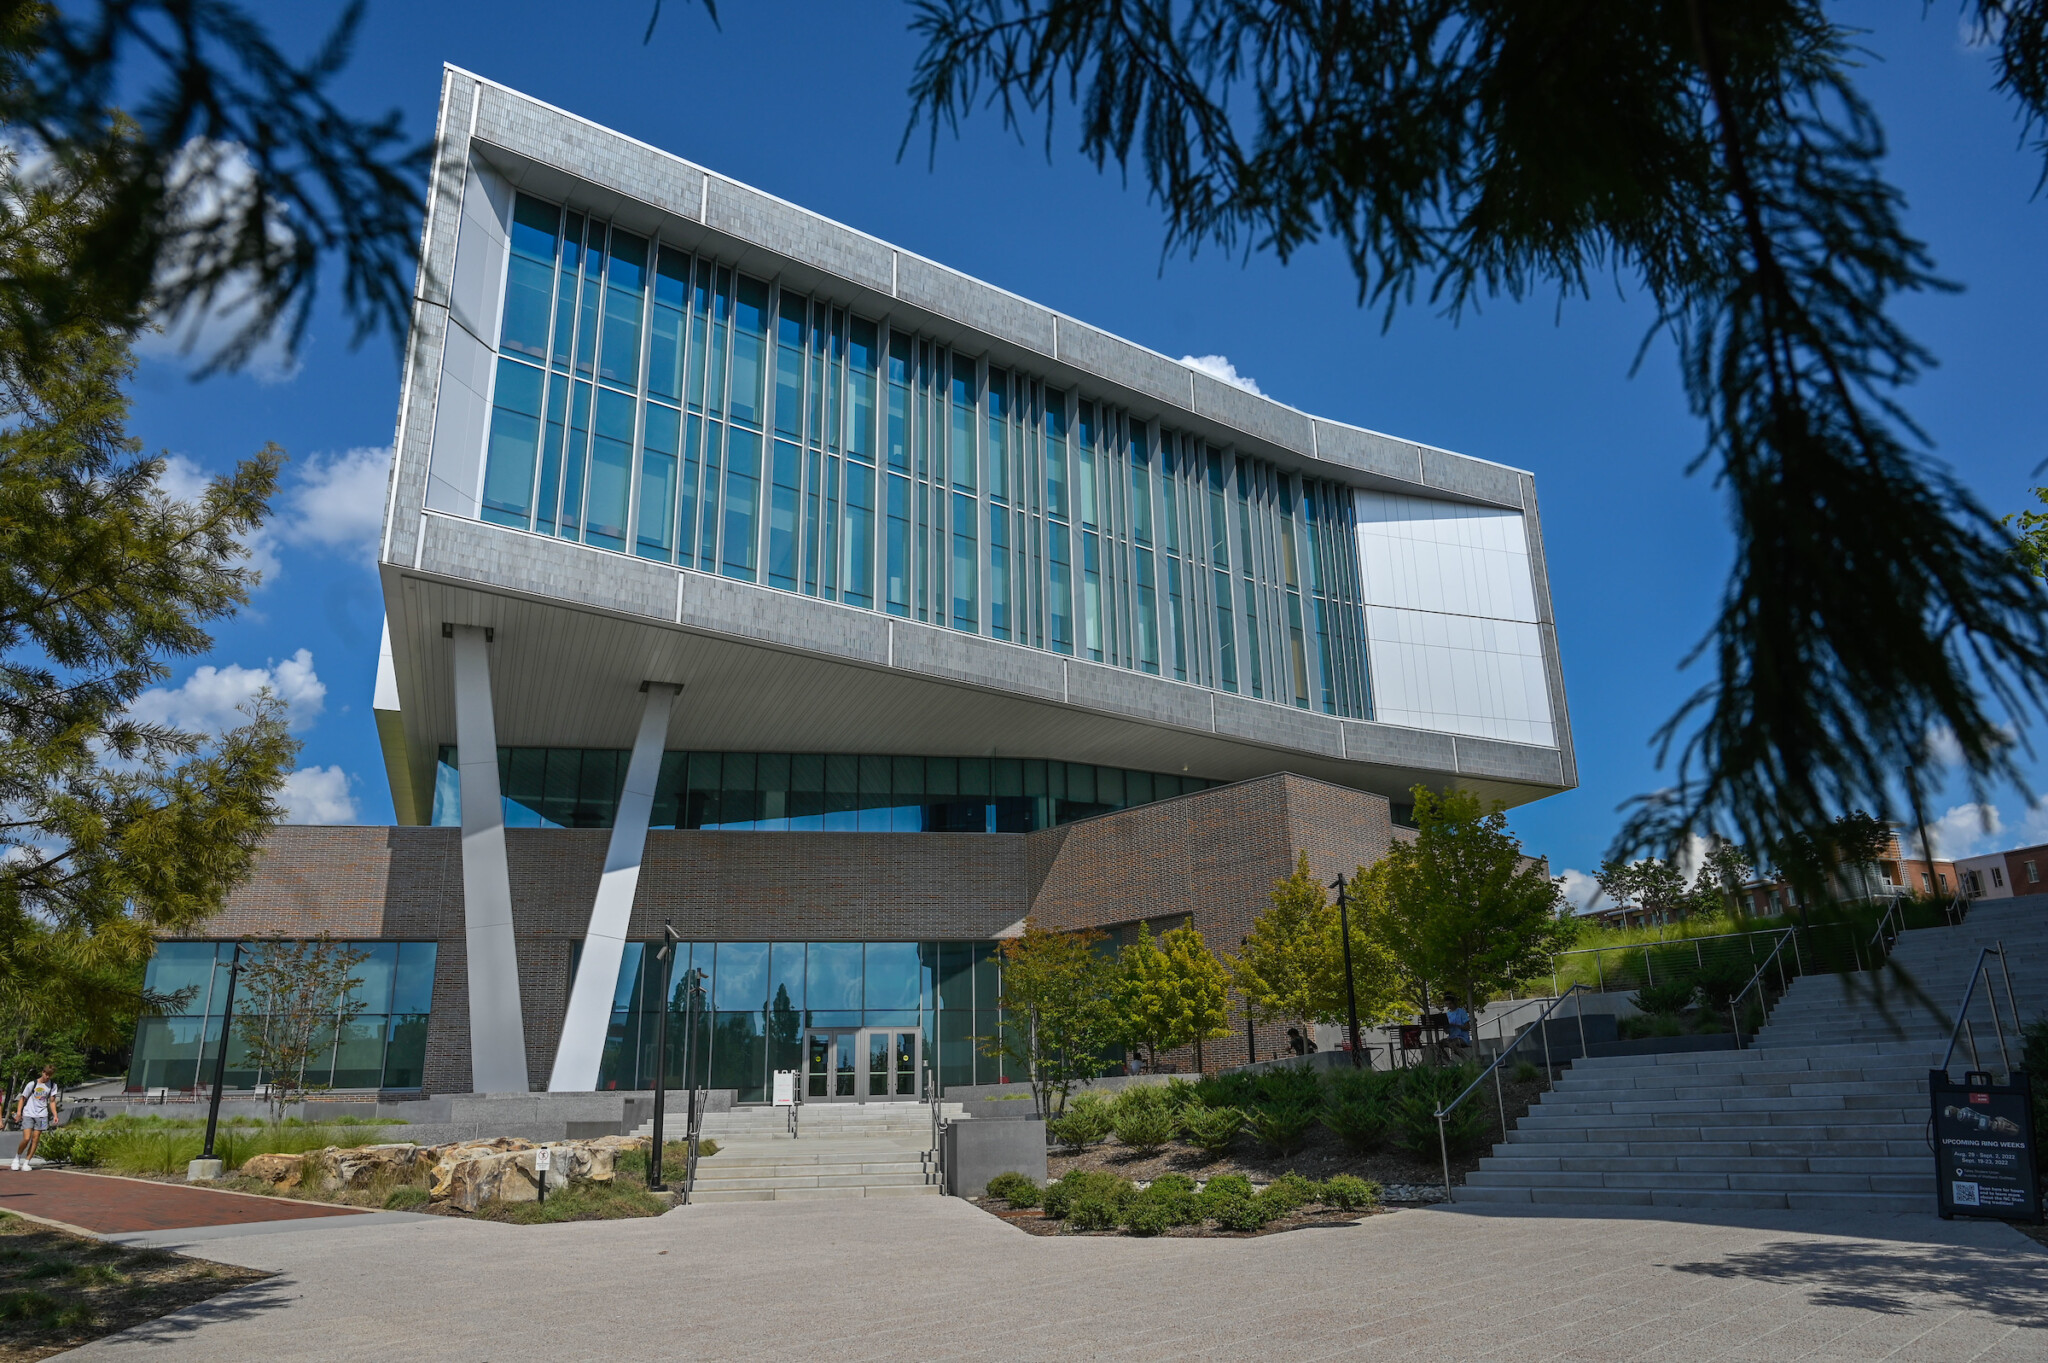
[581,939,1022,1101]
[126,941,439,1093]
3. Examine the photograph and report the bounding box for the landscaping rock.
[238,1152,305,1188]
[432,1148,541,1212]
[309,1142,430,1192]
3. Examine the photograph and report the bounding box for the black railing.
[1938,943,2023,1079]
[1434,984,1593,1198]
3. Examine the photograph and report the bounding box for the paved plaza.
[64,1196,2048,1361]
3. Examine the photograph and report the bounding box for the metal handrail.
[1434,984,1594,1197]
[1937,943,2023,1079]
[925,1062,946,1189]
[1725,928,1796,1048]
[1546,926,1797,997]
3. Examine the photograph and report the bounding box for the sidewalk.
[0,1167,365,1236]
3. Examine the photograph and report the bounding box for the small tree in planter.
[989,920,1118,1118]
[235,937,370,1120]
[1112,923,1232,1073]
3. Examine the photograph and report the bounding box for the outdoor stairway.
[633,1102,956,1203]
[1454,895,2047,1213]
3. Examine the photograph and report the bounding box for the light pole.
[1239,936,1255,1065]
[191,942,244,1181]
[678,965,706,1203]
[1331,874,1364,1069]
[649,921,681,1192]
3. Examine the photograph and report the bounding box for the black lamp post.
[201,943,245,1163]
[1239,936,1255,1065]
[649,921,681,1192]
[1331,874,1365,1069]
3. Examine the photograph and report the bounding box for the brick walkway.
[64,1197,2048,1361]
[0,1168,363,1234]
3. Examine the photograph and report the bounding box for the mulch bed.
[0,1213,269,1362]
[1046,1073,1551,1198]
[973,1197,1392,1237]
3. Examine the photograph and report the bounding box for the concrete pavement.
[68,1197,2048,1361]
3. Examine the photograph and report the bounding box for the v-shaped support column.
[547,681,680,1092]
[448,625,530,1093]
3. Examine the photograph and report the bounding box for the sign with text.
[535,1146,552,1172]
[773,1070,796,1107]
[1931,1069,2041,1223]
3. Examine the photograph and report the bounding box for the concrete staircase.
[634,1101,953,1203]
[1455,895,2047,1212]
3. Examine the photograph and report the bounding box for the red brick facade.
[192,772,1394,1092]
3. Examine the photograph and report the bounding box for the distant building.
[1955,842,2048,900]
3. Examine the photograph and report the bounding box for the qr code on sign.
[1953,1181,1981,1206]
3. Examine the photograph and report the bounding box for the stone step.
[1478,1154,1928,1176]
[1508,1123,1926,1146]
[687,1184,942,1204]
[1450,1185,1928,1213]
[689,1171,933,1190]
[1464,1169,1931,1194]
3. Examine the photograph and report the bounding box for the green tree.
[1112,922,1231,1073]
[0,151,296,1049]
[992,919,1119,1115]
[1594,857,1692,925]
[900,0,2048,871]
[234,938,370,1120]
[1227,852,1329,1038]
[1369,786,1575,1027]
[0,2,426,369]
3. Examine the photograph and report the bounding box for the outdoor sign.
[534,1144,552,1206]
[773,1070,796,1107]
[1931,1069,2042,1223]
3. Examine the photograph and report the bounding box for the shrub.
[1147,1172,1196,1195]
[983,1171,1041,1207]
[1120,1182,1200,1235]
[1041,1169,1130,1221]
[1510,1060,1542,1084]
[1391,1064,1490,1158]
[1324,1067,1399,1105]
[1178,1104,1243,1157]
[1196,1172,1253,1220]
[1631,977,1698,1016]
[1262,1172,1320,1214]
[1245,1102,1316,1155]
[1254,1066,1324,1112]
[1192,1073,1257,1111]
[1160,1078,1200,1113]
[1648,1013,1685,1037]
[36,1125,111,1167]
[1047,1092,1113,1152]
[1319,1174,1381,1210]
[1109,1090,1176,1153]
[383,1185,431,1210]
[1211,1193,1277,1231]
[1693,960,1754,1010]
[1321,1096,1389,1153]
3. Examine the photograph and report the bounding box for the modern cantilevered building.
[128,67,1574,1103]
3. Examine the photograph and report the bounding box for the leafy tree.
[233,938,369,1120]
[0,1,426,369]
[1231,851,1404,1045]
[1112,922,1231,1073]
[0,151,296,1047]
[1368,786,1574,1022]
[1765,809,1891,904]
[900,0,2048,870]
[991,919,1119,1115]
[1227,852,1330,1037]
[1594,857,1692,925]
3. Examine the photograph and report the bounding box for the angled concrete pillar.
[547,681,680,1092]
[448,624,530,1094]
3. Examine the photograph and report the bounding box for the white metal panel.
[425,321,493,515]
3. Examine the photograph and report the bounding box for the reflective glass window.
[584,387,636,551]
[637,403,680,560]
[502,195,559,360]
[721,427,759,580]
[728,276,769,426]
[481,359,544,527]
[714,942,768,1011]
[807,942,863,1011]
[864,943,921,1011]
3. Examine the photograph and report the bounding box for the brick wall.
[185,771,1392,1089]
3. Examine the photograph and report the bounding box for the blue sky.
[126,3,2048,902]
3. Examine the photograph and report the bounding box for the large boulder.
[432,1147,541,1212]
[308,1142,429,1192]
[239,1152,305,1188]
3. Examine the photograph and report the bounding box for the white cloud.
[128,648,326,734]
[279,764,357,824]
[1179,353,1264,397]
[1556,868,1605,914]
[133,139,300,383]
[274,445,391,564]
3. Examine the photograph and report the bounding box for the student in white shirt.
[12,1066,59,1170]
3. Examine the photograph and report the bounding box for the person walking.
[12,1066,59,1170]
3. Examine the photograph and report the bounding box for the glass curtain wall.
[583,939,1018,1098]
[127,941,439,1093]
[474,190,1372,716]
[432,747,1216,831]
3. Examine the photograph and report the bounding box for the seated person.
[1443,998,1472,1047]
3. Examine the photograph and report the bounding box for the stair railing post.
[1437,1109,1451,1200]
[1594,952,1603,993]
[1493,1057,1508,1143]
[1984,954,2013,1078]
[1995,944,2023,1046]
[1540,1005,1553,1079]
[1574,988,1587,1061]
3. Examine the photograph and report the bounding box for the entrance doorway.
[803,1028,921,1101]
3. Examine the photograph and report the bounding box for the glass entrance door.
[804,1028,921,1101]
